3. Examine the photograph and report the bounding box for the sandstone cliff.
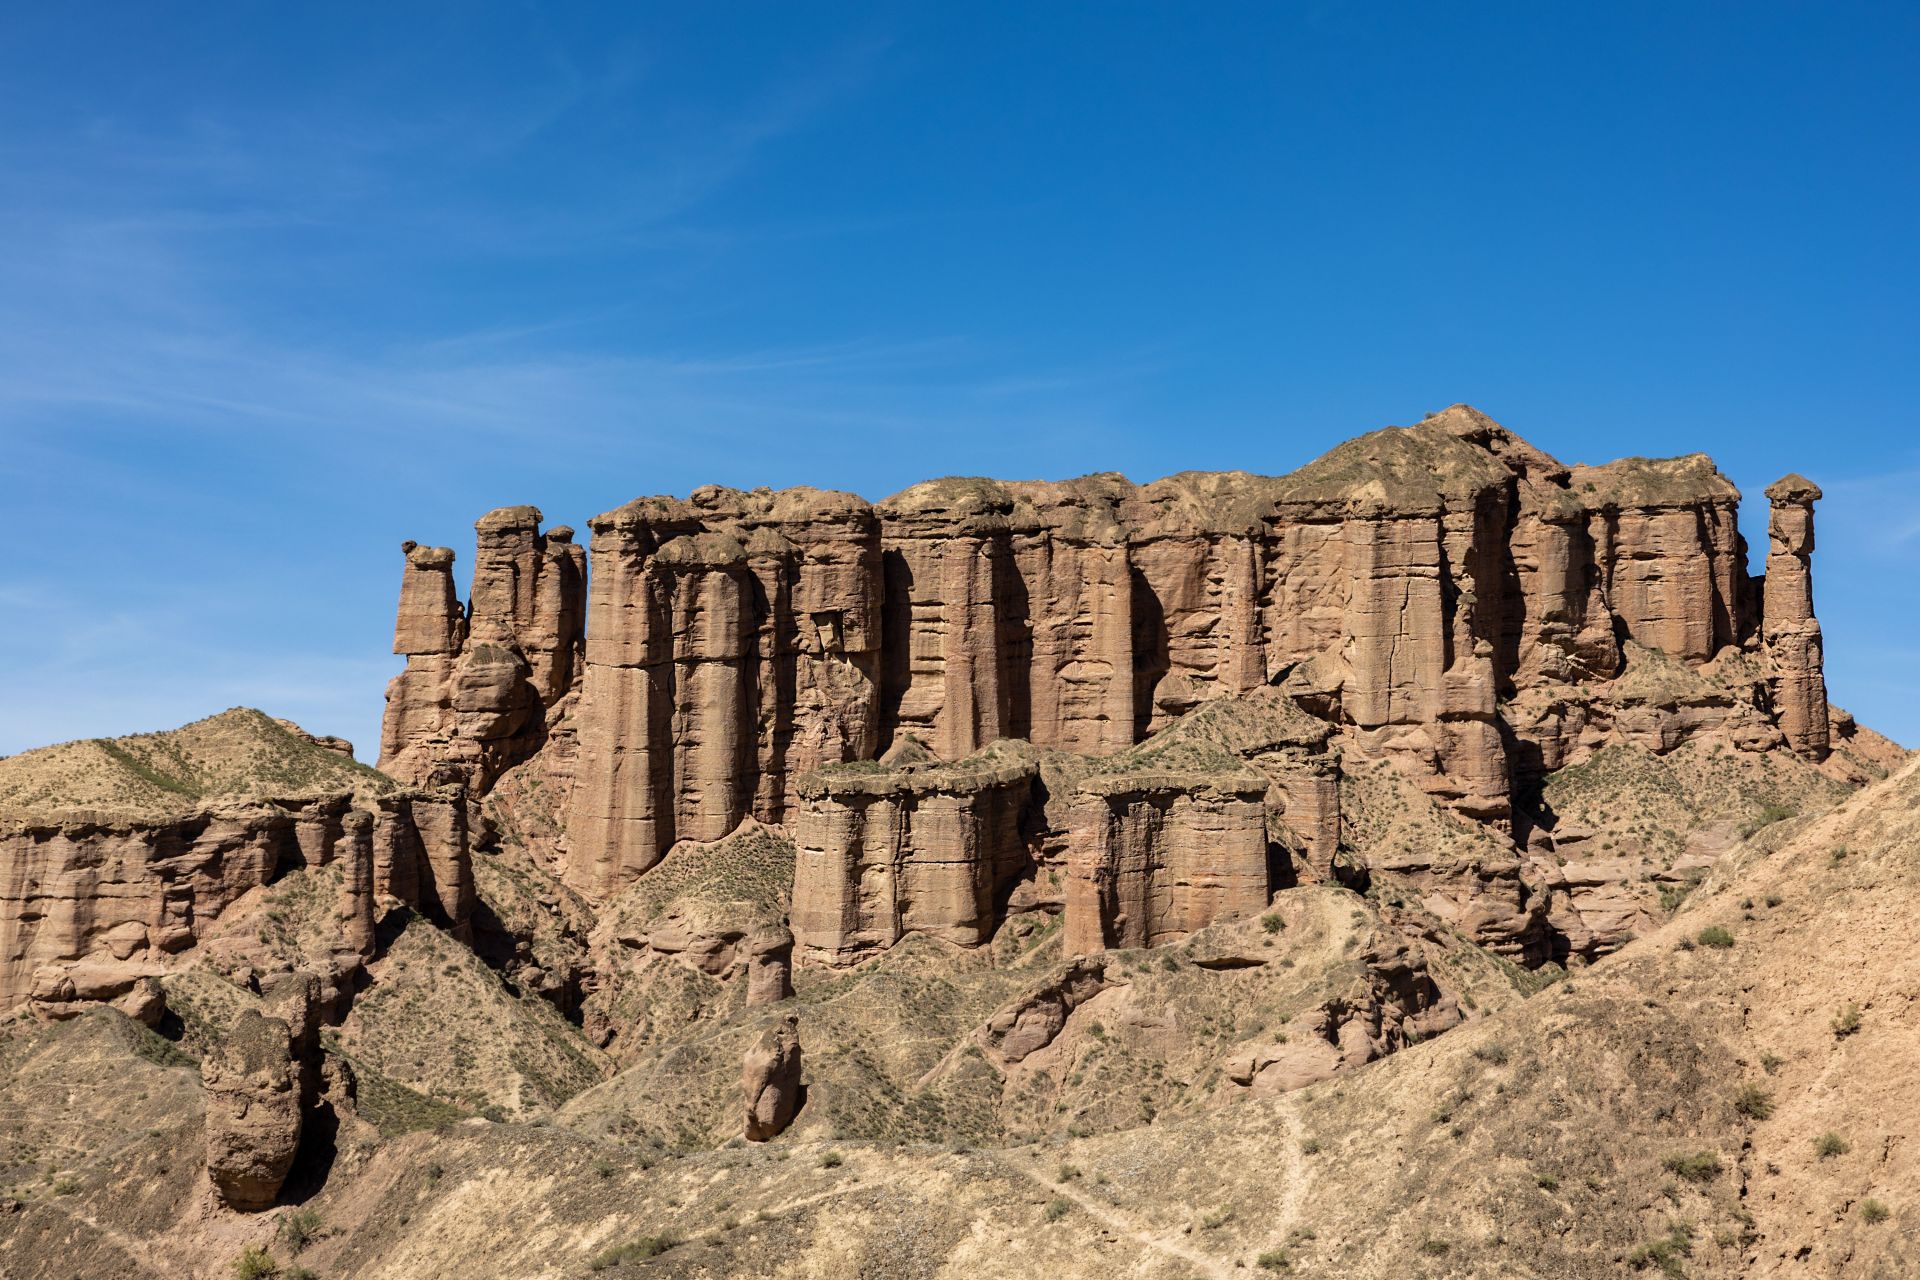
[380,405,1845,967]
[0,709,473,1014]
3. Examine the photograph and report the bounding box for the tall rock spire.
[1763,474,1830,759]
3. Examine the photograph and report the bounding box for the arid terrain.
[0,406,1910,1279]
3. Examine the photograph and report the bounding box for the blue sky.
[3,2,1917,758]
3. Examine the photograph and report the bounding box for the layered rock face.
[1064,773,1268,952]
[388,406,1836,962]
[0,711,474,1015]
[0,795,471,1013]
[559,488,883,899]
[788,748,1035,964]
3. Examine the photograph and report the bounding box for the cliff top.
[0,707,396,821]
[581,405,1746,541]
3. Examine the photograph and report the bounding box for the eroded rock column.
[1763,475,1829,758]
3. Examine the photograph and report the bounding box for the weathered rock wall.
[387,406,1834,963]
[0,790,471,1013]
[788,752,1035,963]
[1063,772,1270,952]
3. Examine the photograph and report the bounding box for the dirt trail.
[997,1149,1236,1279]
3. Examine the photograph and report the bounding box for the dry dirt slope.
[364,755,1920,1277]
[7,757,1916,1278]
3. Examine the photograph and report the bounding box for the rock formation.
[744,924,794,1005]
[976,957,1110,1065]
[741,1012,803,1141]
[0,710,474,1015]
[384,406,1840,963]
[1763,475,1830,759]
[202,1008,303,1210]
[379,507,585,794]
[789,747,1035,964]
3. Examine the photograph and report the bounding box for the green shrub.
[1472,1043,1510,1065]
[279,1207,323,1254]
[1417,1239,1451,1256]
[1696,926,1735,949]
[232,1249,279,1280]
[50,1176,79,1196]
[1256,1250,1291,1272]
[1832,1004,1863,1037]
[1661,1151,1723,1183]
[1627,1220,1694,1275]
[1815,1132,1850,1159]
[1201,1207,1232,1229]
[1044,1198,1071,1223]
[1731,1083,1774,1120]
[1535,1174,1559,1191]
[1861,1199,1890,1223]
[1056,1164,1080,1183]
[1261,913,1286,934]
[818,1151,844,1169]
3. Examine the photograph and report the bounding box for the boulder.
[742,1013,803,1141]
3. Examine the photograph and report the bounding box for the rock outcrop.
[0,710,474,1014]
[379,508,585,794]
[976,957,1110,1065]
[744,924,794,1005]
[202,1008,303,1210]
[742,1012,803,1141]
[387,406,1848,962]
[1225,934,1462,1095]
[789,747,1035,964]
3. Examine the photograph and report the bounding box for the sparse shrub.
[592,1157,617,1180]
[1832,1004,1863,1038]
[1760,1052,1784,1075]
[1056,1164,1080,1183]
[1763,894,1783,908]
[232,1248,279,1280]
[1815,1132,1850,1159]
[1627,1220,1695,1275]
[588,1236,677,1269]
[1261,913,1285,934]
[1087,1022,1106,1040]
[1044,1198,1071,1223]
[50,1176,79,1196]
[818,1151,844,1169]
[1472,1043,1509,1065]
[1861,1199,1890,1223]
[1256,1250,1291,1272]
[1536,1174,1559,1191]
[1417,1238,1451,1256]
[1299,1138,1321,1155]
[1201,1207,1232,1229]
[1696,926,1734,949]
[1661,1151,1723,1183]
[1731,1083,1774,1120]
[1160,954,1179,972]
[279,1207,323,1254]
